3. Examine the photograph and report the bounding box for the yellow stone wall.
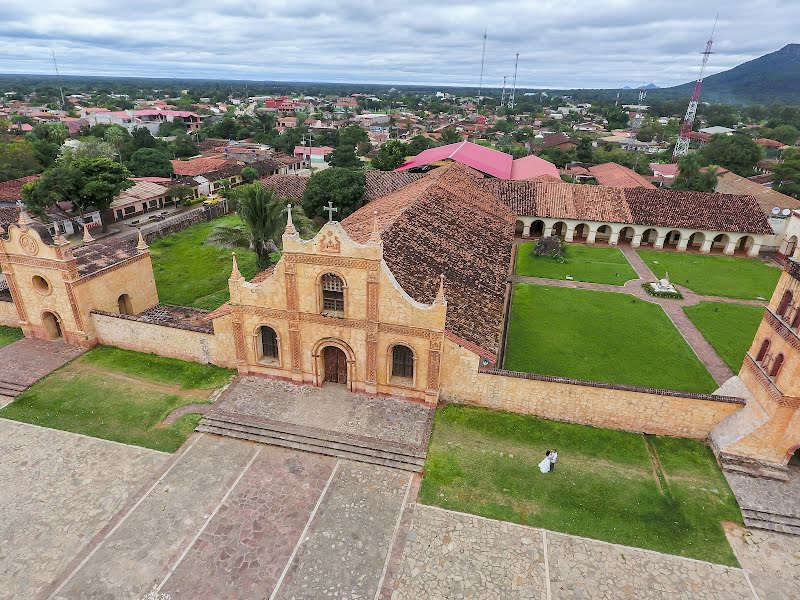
[0,300,20,327]
[440,338,743,439]
[224,222,447,402]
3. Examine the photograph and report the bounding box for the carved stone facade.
[214,221,447,403]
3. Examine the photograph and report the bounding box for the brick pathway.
[509,245,771,387]
[160,403,211,425]
[0,338,85,390]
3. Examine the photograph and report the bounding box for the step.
[742,509,800,528]
[205,412,427,460]
[743,516,800,536]
[197,424,424,473]
[720,454,790,481]
[199,416,426,467]
[0,381,27,398]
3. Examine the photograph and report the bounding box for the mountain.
[662,44,800,104]
[641,83,660,89]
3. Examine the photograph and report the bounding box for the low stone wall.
[141,208,207,243]
[440,338,744,439]
[91,311,236,368]
[0,300,20,328]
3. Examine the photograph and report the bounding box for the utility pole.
[51,50,66,110]
[477,27,487,106]
[509,52,519,109]
[500,76,507,108]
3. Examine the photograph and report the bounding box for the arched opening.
[322,345,347,385]
[321,273,345,316]
[756,339,770,363]
[618,227,635,245]
[596,225,612,243]
[530,220,545,237]
[574,223,590,242]
[786,235,798,257]
[664,230,681,249]
[117,294,133,315]
[259,326,279,362]
[515,220,525,237]
[640,228,658,247]
[777,289,793,318]
[789,447,800,467]
[711,233,730,253]
[552,222,567,239]
[770,353,785,378]
[791,308,800,330]
[41,311,62,340]
[736,236,755,256]
[391,344,415,384]
[687,232,705,251]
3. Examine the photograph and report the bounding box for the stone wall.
[440,338,744,439]
[92,312,236,368]
[0,299,20,328]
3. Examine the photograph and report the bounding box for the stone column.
[677,236,689,252]
[630,233,642,248]
[564,227,575,242]
[654,233,667,249]
[748,241,762,257]
[609,232,620,246]
[723,239,737,255]
[587,227,598,244]
[700,238,713,253]
[522,223,531,237]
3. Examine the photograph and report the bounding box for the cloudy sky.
[1,0,797,89]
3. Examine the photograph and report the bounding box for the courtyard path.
[508,245,773,387]
[0,338,86,404]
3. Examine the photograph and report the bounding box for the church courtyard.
[684,302,767,372]
[504,284,719,393]
[516,241,638,285]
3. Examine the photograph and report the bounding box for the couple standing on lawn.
[539,449,558,473]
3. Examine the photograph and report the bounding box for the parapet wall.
[440,338,744,439]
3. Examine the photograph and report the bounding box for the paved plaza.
[2,417,798,599]
[0,338,86,403]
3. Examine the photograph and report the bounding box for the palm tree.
[208,184,314,268]
[255,111,276,132]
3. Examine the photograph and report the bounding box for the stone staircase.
[0,378,27,398]
[197,412,426,473]
[719,453,789,481]
[742,508,800,536]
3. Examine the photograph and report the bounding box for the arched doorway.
[711,233,729,253]
[574,223,589,242]
[789,447,800,467]
[552,222,567,239]
[41,311,62,340]
[687,232,705,251]
[515,220,525,237]
[786,235,798,257]
[735,236,754,256]
[530,220,545,237]
[664,230,681,249]
[322,345,348,385]
[618,227,635,245]
[640,228,658,247]
[595,225,612,243]
[117,294,133,315]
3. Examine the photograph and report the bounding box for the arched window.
[391,345,414,380]
[777,290,793,317]
[792,309,800,330]
[756,339,770,363]
[260,326,279,360]
[117,294,133,315]
[770,353,785,378]
[321,273,345,315]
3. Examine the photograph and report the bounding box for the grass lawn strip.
[684,302,765,372]
[420,406,742,566]
[504,284,718,394]
[149,215,258,309]
[516,242,638,286]
[637,249,780,300]
[0,325,23,349]
[0,347,235,453]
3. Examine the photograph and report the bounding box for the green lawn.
[420,405,742,565]
[637,250,780,300]
[684,302,765,372]
[0,326,23,349]
[149,215,259,309]
[516,242,637,285]
[504,284,718,393]
[0,347,235,452]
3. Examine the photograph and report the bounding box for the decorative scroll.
[64,282,85,332]
[426,348,441,391]
[233,319,247,365]
[18,234,39,256]
[284,271,298,311]
[289,320,302,372]
[367,280,378,322]
[299,312,368,330]
[379,322,437,340]
[239,306,288,320]
[366,328,378,384]
[320,231,341,254]
[3,270,28,322]
[285,253,375,271]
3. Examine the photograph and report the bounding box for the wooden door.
[323,346,347,384]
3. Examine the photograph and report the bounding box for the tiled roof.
[588,163,656,189]
[73,238,141,276]
[0,206,20,227]
[111,180,168,209]
[715,171,800,214]
[540,133,577,148]
[170,157,230,177]
[261,174,308,202]
[261,171,425,205]
[343,163,515,355]
[0,175,39,202]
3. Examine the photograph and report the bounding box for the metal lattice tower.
[509,53,519,109]
[673,16,718,160]
[51,50,66,110]
[626,90,647,150]
[500,75,508,108]
[477,28,487,106]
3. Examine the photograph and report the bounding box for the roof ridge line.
[448,140,467,159]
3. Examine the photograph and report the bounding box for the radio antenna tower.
[626,90,647,150]
[51,50,66,110]
[509,52,519,109]
[477,27,487,106]
[673,15,718,160]
[500,75,508,108]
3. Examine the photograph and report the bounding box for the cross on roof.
[325,201,338,222]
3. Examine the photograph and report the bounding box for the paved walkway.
[509,245,770,386]
[0,338,85,392]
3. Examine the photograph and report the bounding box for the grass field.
[637,250,780,300]
[684,302,765,372]
[516,242,637,285]
[504,284,718,393]
[419,405,742,565]
[0,346,235,452]
[0,326,23,349]
[149,215,259,309]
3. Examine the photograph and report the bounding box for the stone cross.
[325,201,338,222]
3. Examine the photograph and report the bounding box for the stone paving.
[725,522,800,600]
[0,338,86,387]
[0,419,168,600]
[215,376,434,453]
[725,464,800,518]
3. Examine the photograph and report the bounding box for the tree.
[302,167,366,220]
[241,166,259,183]
[356,141,373,156]
[672,155,718,192]
[440,128,462,144]
[765,124,800,146]
[208,184,313,268]
[773,148,800,198]
[408,135,436,156]
[576,138,593,163]
[538,147,573,168]
[371,140,409,171]
[103,125,129,162]
[698,135,762,176]
[0,139,41,182]
[26,122,68,167]
[70,137,116,160]
[126,148,173,177]
[338,124,369,148]
[328,144,361,168]
[22,157,133,231]
[171,134,198,158]
[166,185,195,205]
